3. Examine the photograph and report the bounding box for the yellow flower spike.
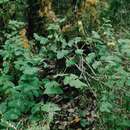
[107,41,116,48]
[87,0,97,6]
[19,28,30,49]
[78,20,85,35]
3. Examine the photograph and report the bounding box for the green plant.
[0,21,42,129]
[0,1,130,129]
[92,19,130,130]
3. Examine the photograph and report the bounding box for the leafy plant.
[0,1,130,130]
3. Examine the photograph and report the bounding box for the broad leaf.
[64,74,87,89]
[57,50,69,59]
[41,103,61,113]
[86,53,96,64]
[44,81,63,95]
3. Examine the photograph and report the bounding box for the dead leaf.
[70,116,80,124]
[87,0,97,6]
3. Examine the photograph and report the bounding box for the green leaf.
[44,81,63,95]
[47,24,60,31]
[23,67,38,75]
[118,39,130,44]
[68,37,82,47]
[80,119,90,127]
[66,59,76,67]
[8,20,25,30]
[31,104,41,114]
[4,109,21,120]
[34,33,48,45]
[8,99,22,109]
[101,55,122,63]
[118,119,130,127]
[92,31,100,39]
[44,86,63,95]
[0,0,9,4]
[57,50,69,59]
[86,53,96,64]
[41,103,61,113]
[75,49,83,55]
[92,61,102,69]
[118,39,130,57]
[126,78,130,86]
[64,74,87,89]
[73,37,82,44]
[0,103,7,113]
[3,62,10,73]
[100,102,112,113]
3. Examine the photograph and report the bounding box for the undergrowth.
[0,0,130,130]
